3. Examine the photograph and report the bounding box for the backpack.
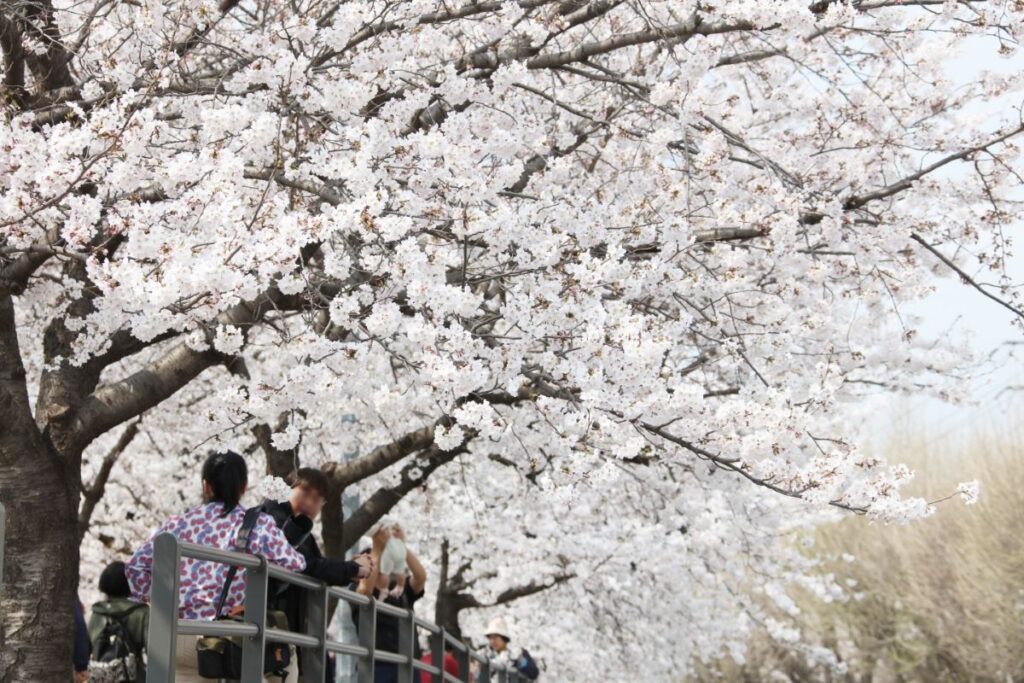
[517,648,540,681]
[89,605,145,683]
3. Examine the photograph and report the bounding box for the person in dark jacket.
[74,597,91,683]
[354,522,428,683]
[262,467,374,674]
[263,467,374,587]
[88,560,150,655]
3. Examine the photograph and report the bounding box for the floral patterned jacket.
[126,502,306,620]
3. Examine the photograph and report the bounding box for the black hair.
[201,450,248,517]
[287,467,329,499]
[98,560,131,599]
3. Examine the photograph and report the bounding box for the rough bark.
[252,420,300,479]
[320,477,346,561]
[0,295,80,683]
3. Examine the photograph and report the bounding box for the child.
[365,517,408,599]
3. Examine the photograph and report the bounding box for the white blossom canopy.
[2,0,1023,679]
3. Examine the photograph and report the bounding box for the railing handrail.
[148,532,527,683]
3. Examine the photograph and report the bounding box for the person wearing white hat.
[478,616,540,681]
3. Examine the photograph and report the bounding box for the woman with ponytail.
[126,451,306,681]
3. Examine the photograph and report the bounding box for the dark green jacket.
[88,598,149,655]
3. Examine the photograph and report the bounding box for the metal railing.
[148,532,530,682]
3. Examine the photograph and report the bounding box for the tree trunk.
[434,539,466,639]
[321,480,346,560]
[0,294,80,683]
[320,480,347,622]
[435,598,464,640]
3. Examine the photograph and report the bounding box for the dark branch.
[910,233,1024,321]
[69,287,294,452]
[340,441,469,548]
[78,419,140,541]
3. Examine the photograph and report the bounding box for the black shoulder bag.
[195,506,291,679]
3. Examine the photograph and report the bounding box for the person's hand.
[75,670,89,683]
[372,525,391,553]
[354,553,375,579]
[391,523,406,542]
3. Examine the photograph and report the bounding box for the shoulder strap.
[281,517,313,549]
[213,506,264,617]
[118,604,147,652]
[93,611,131,659]
[105,611,142,656]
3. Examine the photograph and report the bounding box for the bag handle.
[213,505,263,618]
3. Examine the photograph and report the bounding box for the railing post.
[149,533,182,683]
[432,629,446,683]
[398,609,416,683]
[240,555,268,682]
[302,583,328,681]
[478,655,490,683]
[358,595,377,683]
[454,642,469,682]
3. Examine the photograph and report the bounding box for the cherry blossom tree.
[2,0,1023,680]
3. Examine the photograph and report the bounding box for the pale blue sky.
[859,36,1024,447]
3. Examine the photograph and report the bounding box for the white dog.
[365,517,408,599]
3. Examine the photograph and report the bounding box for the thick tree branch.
[252,421,301,479]
[340,441,469,549]
[523,16,757,70]
[0,227,62,296]
[0,13,26,109]
[324,424,436,490]
[694,226,766,243]
[436,560,575,637]
[69,288,292,451]
[333,389,539,550]
[324,387,535,490]
[14,0,75,96]
[69,342,223,452]
[488,571,576,606]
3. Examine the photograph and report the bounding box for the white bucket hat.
[485,617,511,641]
